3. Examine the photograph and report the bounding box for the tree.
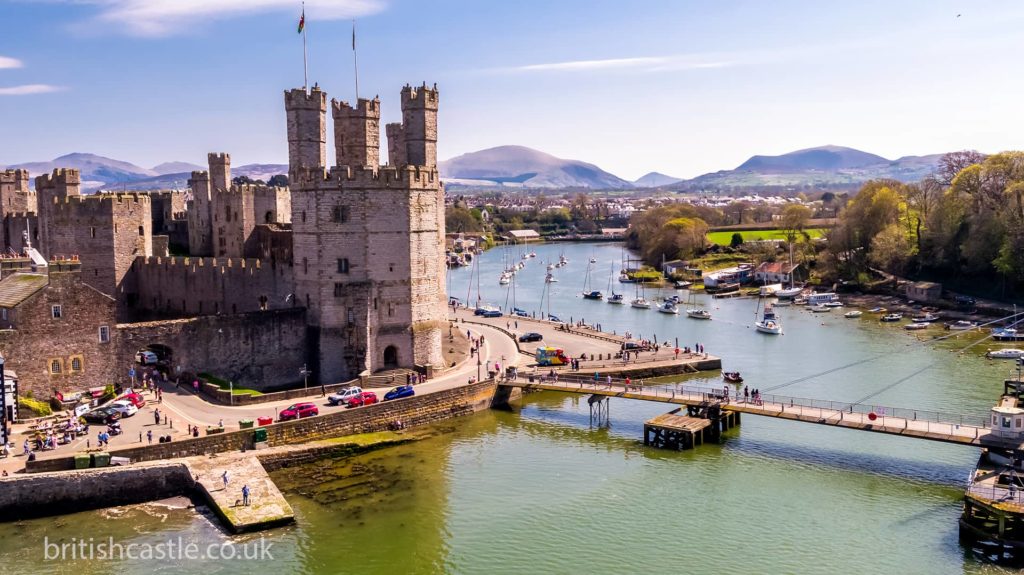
[729,232,744,248]
[779,204,812,244]
[267,174,289,187]
[937,150,986,186]
[445,207,482,233]
[869,223,913,274]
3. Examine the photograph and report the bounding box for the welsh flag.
[297,10,305,34]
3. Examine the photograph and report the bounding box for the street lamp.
[477,356,482,383]
[300,364,312,390]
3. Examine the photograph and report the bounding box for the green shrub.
[19,397,52,417]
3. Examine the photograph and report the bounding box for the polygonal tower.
[284,87,327,183]
[332,96,380,168]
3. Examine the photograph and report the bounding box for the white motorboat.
[986,348,1024,359]
[824,301,844,308]
[775,287,804,299]
[880,313,903,322]
[631,298,652,309]
[657,301,679,314]
[755,304,782,335]
[687,308,712,319]
[810,305,831,313]
[911,313,940,322]
[993,328,1024,341]
[844,310,862,318]
[947,320,978,331]
[498,273,511,285]
[904,322,929,330]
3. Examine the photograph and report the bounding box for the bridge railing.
[513,372,991,430]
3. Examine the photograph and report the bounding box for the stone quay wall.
[0,462,194,521]
[27,379,503,473]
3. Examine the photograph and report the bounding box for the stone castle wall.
[117,307,307,390]
[130,256,293,318]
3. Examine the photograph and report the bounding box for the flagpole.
[352,19,360,100]
[302,2,308,91]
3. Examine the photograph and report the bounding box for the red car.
[346,392,378,408]
[278,402,319,421]
[120,392,146,408]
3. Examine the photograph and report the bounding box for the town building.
[906,281,942,303]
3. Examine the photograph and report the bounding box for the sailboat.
[631,281,651,309]
[774,242,803,299]
[657,300,679,314]
[685,290,711,319]
[755,302,783,334]
[581,260,603,300]
[606,264,624,304]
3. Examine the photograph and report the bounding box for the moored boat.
[868,307,887,314]
[607,293,625,304]
[881,313,903,322]
[911,313,940,322]
[985,348,1024,359]
[582,290,604,300]
[631,297,651,309]
[774,287,804,299]
[947,320,978,330]
[844,310,862,318]
[904,322,929,330]
[810,305,831,313]
[723,372,743,383]
[657,301,679,314]
[993,328,1024,341]
[755,304,782,335]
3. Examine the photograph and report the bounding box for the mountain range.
[4,144,950,193]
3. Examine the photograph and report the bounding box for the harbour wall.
[25,379,507,473]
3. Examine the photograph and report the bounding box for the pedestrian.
[139,432,143,443]
[515,320,518,329]
[22,440,29,455]
[242,484,250,506]
[221,470,229,489]
[147,430,153,444]
[744,386,749,402]
[218,418,224,428]
[700,343,705,355]
[193,426,199,438]
[154,409,161,425]
[193,379,199,393]
[625,376,631,390]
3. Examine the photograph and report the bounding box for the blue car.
[482,309,502,318]
[384,385,415,401]
[513,308,529,317]
[548,315,562,323]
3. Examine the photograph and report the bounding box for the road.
[3,322,519,473]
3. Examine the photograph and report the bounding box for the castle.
[0,83,446,397]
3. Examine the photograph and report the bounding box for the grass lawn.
[199,372,263,396]
[706,228,825,246]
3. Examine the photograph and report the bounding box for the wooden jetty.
[644,405,740,450]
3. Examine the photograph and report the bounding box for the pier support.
[588,394,610,428]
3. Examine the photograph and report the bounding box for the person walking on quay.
[606,374,613,389]
[242,484,250,506]
[221,470,229,490]
[153,409,161,426]
[147,430,153,444]
[744,386,749,403]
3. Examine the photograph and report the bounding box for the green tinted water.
[0,242,1019,574]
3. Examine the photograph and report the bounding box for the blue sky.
[2,0,1023,180]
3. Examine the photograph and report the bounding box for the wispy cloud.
[495,54,735,74]
[61,0,385,37]
[0,84,65,96]
[0,56,23,69]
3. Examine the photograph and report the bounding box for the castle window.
[51,305,62,319]
[49,359,62,374]
[331,205,349,223]
[90,227,96,238]
[337,258,350,274]
[98,326,110,343]
[334,283,343,297]
[373,298,378,310]
[1,308,6,320]
[303,257,308,275]
[347,307,355,325]
[388,303,395,317]
[301,211,306,223]
[138,226,144,236]
[389,263,394,273]
[70,356,83,373]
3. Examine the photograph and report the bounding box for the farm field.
[706,228,826,245]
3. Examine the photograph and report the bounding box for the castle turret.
[36,168,81,205]
[400,83,439,167]
[284,87,327,182]
[208,153,231,192]
[187,170,212,256]
[385,123,406,167]
[0,169,35,217]
[331,97,380,168]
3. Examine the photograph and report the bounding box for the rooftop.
[0,273,48,308]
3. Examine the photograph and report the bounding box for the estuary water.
[0,241,1018,574]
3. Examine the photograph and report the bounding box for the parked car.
[107,400,139,418]
[548,315,563,323]
[119,392,146,408]
[518,332,543,342]
[384,385,415,401]
[347,392,378,408]
[327,386,363,406]
[135,350,159,365]
[82,407,121,424]
[481,309,502,318]
[955,295,977,306]
[513,308,529,317]
[278,402,319,421]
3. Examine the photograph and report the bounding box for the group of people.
[467,331,486,357]
[742,385,764,406]
[405,372,425,385]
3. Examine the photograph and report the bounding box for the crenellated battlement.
[0,169,30,185]
[35,168,81,188]
[318,164,439,188]
[401,83,439,109]
[208,152,230,162]
[190,170,210,181]
[49,192,151,212]
[284,87,327,111]
[331,96,381,117]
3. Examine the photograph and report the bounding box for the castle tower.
[0,169,35,218]
[187,170,212,256]
[385,123,407,167]
[400,83,439,167]
[331,97,381,168]
[290,83,446,385]
[208,153,231,192]
[284,87,327,182]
